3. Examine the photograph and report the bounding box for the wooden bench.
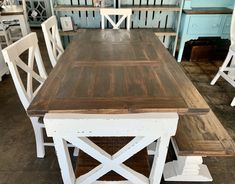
[153,39,235,182]
[163,111,235,182]
[75,32,235,182]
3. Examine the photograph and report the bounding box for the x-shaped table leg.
[64,136,157,184]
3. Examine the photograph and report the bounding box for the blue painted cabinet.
[177,0,234,62]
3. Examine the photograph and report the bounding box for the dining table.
[27,29,210,116]
[27,29,211,183]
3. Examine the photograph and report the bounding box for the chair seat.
[75,137,150,181]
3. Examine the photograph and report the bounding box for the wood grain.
[27,29,209,116]
[183,8,233,15]
[149,30,235,156]
[173,111,235,156]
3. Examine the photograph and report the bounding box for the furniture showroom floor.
[0,29,234,184]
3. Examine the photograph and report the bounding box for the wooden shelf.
[122,5,181,12]
[153,28,177,36]
[54,4,181,12]
[54,5,101,12]
[183,8,233,15]
[59,28,177,36]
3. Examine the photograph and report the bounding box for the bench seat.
[173,111,235,157]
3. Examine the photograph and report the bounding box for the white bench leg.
[147,141,213,182]
[163,155,212,182]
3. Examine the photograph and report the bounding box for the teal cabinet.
[187,16,223,35]
[177,0,234,62]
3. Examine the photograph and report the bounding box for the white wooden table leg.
[150,136,171,184]
[53,137,76,184]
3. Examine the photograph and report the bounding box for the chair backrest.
[41,15,64,67]
[231,7,235,45]
[100,8,132,30]
[2,32,47,110]
[0,22,12,47]
[44,112,178,184]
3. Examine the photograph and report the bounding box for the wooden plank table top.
[0,5,24,15]
[27,29,210,117]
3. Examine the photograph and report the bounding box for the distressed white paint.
[148,140,213,182]
[163,139,212,182]
[164,156,213,182]
[41,15,64,67]
[2,33,49,157]
[44,113,179,184]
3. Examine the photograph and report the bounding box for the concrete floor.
[0,29,235,184]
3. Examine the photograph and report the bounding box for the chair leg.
[231,97,235,107]
[30,117,45,158]
[101,15,105,29]
[211,50,233,85]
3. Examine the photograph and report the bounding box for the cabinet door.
[187,15,222,35]
[222,16,232,35]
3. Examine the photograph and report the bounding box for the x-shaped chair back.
[100,8,132,30]
[211,7,235,106]
[2,32,47,109]
[44,113,178,184]
[41,15,64,67]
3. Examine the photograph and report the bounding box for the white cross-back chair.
[2,32,78,158]
[2,32,50,158]
[44,113,179,184]
[41,15,64,67]
[211,7,235,106]
[100,8,132,30]
[0,22,12,47]
[2,0,30,40]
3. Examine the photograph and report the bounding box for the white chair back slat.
[2,32,47,109]
[100,8,132,30]
[44,113,179,184]
[211,7,235,106]
[41,15,64,67]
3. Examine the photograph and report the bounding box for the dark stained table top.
[27,29,210,117]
